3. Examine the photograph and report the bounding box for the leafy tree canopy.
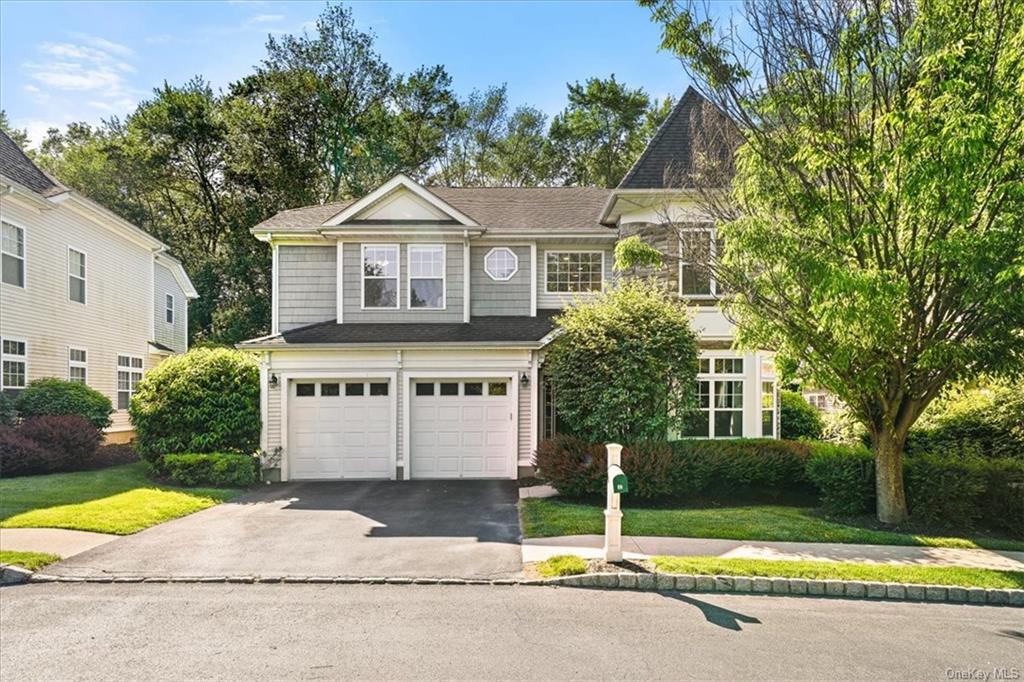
[639,0,1024,522]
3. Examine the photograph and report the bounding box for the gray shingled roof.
[0,131,66,197]
[253,186,614,233]
[240,310,560,347]
[617,87,737,189]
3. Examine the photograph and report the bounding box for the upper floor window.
[69,348,88,384]
[68,247,86,304]
[1,222,25,288]
[1,338,27,389]
[679,229,713,297]
[408,244,445,309]
[545,251,603,294]
[485,247,518,281]
[362,245,399,309]
[117,355,143,410]
[165,294,175,324]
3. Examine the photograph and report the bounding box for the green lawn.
[651,556,1024,589]
[0,463,241,535]
[0,550,61,571]
[520,498,1024,552]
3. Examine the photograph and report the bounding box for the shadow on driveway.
[47,480,522,580]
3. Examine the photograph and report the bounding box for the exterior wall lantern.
[269,373,279,388]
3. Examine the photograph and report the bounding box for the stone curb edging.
[0,564,34,585]
[12,570,1023,606]
[541,572,1024,606]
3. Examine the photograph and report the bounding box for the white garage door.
[410,378,516,479]
[288,379,392,480]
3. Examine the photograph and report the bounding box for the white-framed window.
[165,294,175,324]
[682,356,745,438]
[545,251,604,293]
[678,228,714,297]
[1,222,25,288]
[116,355,143,410]
[68,247,86,304]
[408,244,445,309]
[69,348,88,384]
[1,338,27,389]
[761,381,776,437]
[806,393,828,410]
[484,247,519,281]
[362,244,399,309]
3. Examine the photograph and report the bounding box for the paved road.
[46,480,521,580]
[2,584,1021,681]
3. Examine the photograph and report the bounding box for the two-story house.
[239,88,778,482]
[0,131,198,441]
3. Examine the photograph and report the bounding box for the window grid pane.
[363,246,399,307]
[545,252,602,293]
[485,248,518,280]
[2,223,25,287]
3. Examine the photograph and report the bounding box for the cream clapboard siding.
[266,380,281,455]
[0,196,155,431]
[153,262,188,352]
[536,242,616,309]
[518,377,533,463]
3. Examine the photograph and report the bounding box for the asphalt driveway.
[45,480,522,580]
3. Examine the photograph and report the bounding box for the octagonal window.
[484,247,518,281]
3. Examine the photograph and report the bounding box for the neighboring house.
[0,131,198,440]
[239,87,778,482]
[803,389,844,414]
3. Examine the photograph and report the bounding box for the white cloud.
[70,33,134,57]
[248,13,285,24]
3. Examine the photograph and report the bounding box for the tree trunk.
[873,430,909,525]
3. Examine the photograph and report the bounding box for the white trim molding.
[324,174,479,227]
[483,247,519,281]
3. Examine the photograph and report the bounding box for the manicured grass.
[535,554,589,578]
[651,556,1024,590]
[520,498,1024,552]
[0,462,241,535]
[0,550,61,571]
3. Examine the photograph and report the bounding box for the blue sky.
[1,0,699,147]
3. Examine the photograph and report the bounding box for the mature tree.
[548,75,663,187]
[545,279,700,443]
[492,106,557,186]
[635,0,1024,522]
[434,85,509,186]
[0,111,30,150]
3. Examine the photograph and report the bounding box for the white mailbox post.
[604,442,624,562]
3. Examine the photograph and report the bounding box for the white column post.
[604,442,623,562]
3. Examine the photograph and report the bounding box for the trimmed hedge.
[130,348,260,463]
[536,436,817,500]
[536,436,1023,534]
[16,378,113,430]
[162,453,259,487]
[805,444,875,516]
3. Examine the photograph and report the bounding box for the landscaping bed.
[520,497,1024,552]
[0,462,241,535]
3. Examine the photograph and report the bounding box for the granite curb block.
[19,571,1024,606]
[0,564,34,585]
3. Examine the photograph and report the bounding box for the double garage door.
[287,377,515,480]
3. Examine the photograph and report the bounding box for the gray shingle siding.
[341,242,464,323]
[278,245,337,331]
[153,262,187,352]
[470,245,531,316]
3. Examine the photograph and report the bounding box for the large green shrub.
[977,458,1024,534]
[130,348,260,462]
[534,435,605,498]
[805,444,875,516]
[779,390,823,440]
[0,392,18,426]
[907,379,1024,459]
[544,279,700,443]
[0,415,102,477]
[16,378,112,430]
[162,452,259,487]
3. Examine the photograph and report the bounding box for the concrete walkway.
[0,528,119,559]
[522,535,1024,571]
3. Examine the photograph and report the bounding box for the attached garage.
[408,378,517,479]
[287,378,394,480]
